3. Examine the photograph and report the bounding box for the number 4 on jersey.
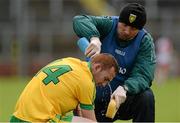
[42,65,72,85]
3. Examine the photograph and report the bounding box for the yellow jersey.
[13,57,96,122]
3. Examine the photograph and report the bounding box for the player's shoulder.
[63,57,81,62]
[141,30,154,46]
[60,57,82,66]
[142,29,153,41]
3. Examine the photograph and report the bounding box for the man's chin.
[118,36,128,41]
[119,37,132,41]
[96,83,103,87]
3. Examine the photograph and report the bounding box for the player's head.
[91,53,119,87]
[117,3,146,41]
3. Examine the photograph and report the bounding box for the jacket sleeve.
[124,33,156,94]
[73,15,113,40]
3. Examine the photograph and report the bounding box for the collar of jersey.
[87,62,95,83]
[87,62,96,103]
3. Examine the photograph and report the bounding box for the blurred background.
[0,0,179,122]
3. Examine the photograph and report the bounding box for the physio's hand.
[111,86,127,109]
[85,37,101,58]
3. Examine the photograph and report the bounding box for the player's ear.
[94,63,102,72]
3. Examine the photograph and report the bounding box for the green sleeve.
[73,15,113,40]
[80,103,94,110]
[124,33,156,94]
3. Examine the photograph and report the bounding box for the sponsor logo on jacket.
[119,67,126,74]
[115,49,125,56]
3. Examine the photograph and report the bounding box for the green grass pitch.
[0,77,180,122]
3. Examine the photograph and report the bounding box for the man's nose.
[124,27,131,35]
[102,83,107,87]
